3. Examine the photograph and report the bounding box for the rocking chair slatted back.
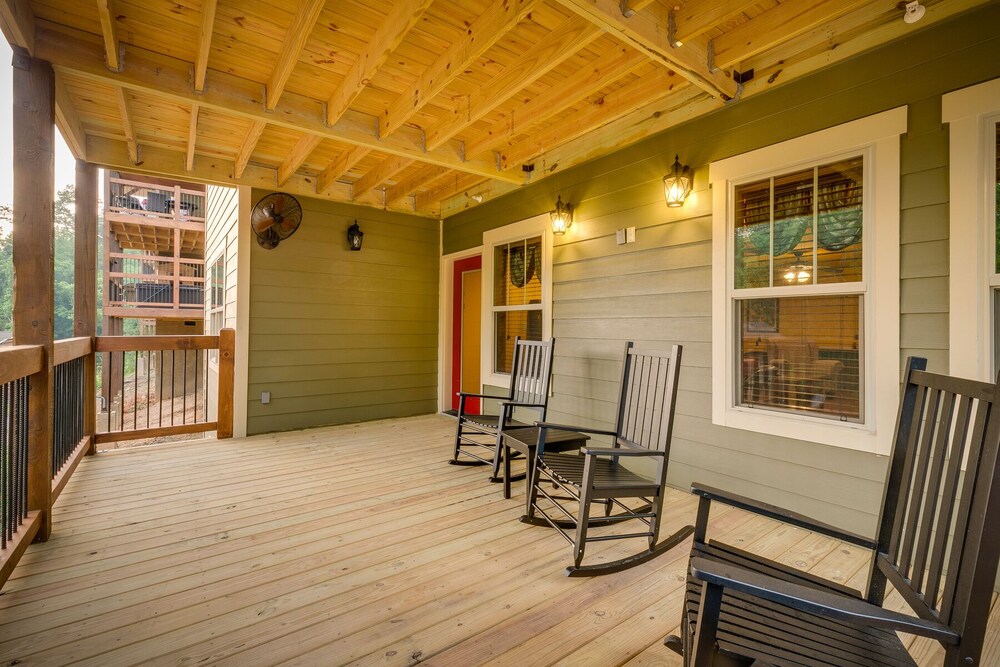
[873,361,1000,658]
[615,343,682,455]
[510,338,554,407]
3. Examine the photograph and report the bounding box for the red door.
[452,255,482,412]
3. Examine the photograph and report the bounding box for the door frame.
[438,245,484,413]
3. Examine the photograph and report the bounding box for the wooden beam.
[326,0,433,126]
[464,43,645,160]
[0,0,35,53]
[54,73,87,159]
[352,155,414,200]
[277,133,323,186]
[74,160,98,343]
[233,119,266,179]
[710,0,870,69]
[186,103,199,171]
[266,0,325,111]
[11,46,54,540]
[95,0,120,71]
[379,0,543,139]
[500,67,688,170]
[384,165,447,204]
[35,24,521,185]
[113,85,140,164]
[316,145,370,194]
[415,173,487,212]
[671,0,757,44]
[425,18,601,151]
[193,0,217,92]
[555,0,738,100]
[217,328,234,439]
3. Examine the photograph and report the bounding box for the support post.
[216,327,235,439]
[12,47,55,541]
[74,160,98,455]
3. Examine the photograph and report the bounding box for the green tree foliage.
[0,185,104,340]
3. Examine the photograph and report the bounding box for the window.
[481,214,552,388]
[208,254,225,365]
[712,108,905,454]
[944,78,1000,382]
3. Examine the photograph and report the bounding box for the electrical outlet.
[261,391,271,405]
[615,228,626,245]
[626,226,636,243]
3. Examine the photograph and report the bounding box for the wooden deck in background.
[0,414,997,666]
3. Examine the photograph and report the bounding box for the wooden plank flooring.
[0,414,997,666]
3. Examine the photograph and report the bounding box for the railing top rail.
[95,335,221,352]
[53,337,93,366]
[109,252,205,263]
[108,176,206,197]
[0,344,44,385]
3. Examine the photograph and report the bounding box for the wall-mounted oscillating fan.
[251,193,303,249]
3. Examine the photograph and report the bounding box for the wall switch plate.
[615,228,626,245]
[261,391,271,405]
[626,226,636,243]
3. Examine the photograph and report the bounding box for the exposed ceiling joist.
[424,17,601,152]
[95,0,120,70]
[326,0,434,126]
[0,0,35,54]
[352,155,415,200]
[384,165,447,204]
[277,134,324,186]
[193,0,217,93]
[233,119,266,179]
[266,0,326,111]
[378,0,543,139]
[113,86,139,164]
[670,0,758,45]
[555,0,739,100]
[186,103,199,171]
[54,73,86,159]
[316,146,370,194]
[415,173,488,213]
[34,24,521,184]
[464,43,646,160]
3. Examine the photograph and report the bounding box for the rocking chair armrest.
[688,557,960,645]
[456,391,501,400]
[580,446,665,458]
[690,483,877,550]
[535,421,619,438]
[498,400,546,410]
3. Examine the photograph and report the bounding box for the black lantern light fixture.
[550,195,573,235]
[663,155,693,207]
[347,221,364,251]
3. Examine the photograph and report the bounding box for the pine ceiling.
[0,0,989,218]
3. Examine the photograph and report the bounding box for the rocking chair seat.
[542,453,660,494]
[674,542,915,667]
[460,414,531,434]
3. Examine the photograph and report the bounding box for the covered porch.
[1,415,996,665]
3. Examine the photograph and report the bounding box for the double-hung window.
[207,254,225,365]
[712,108,905,454]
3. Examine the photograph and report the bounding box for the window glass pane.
[493,236,542,306]
[817,157,864,284]
[738,295,862,421]
[734,179,771,289]
[772,169,814,287]
[494,309,543,373]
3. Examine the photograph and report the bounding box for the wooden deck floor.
[1,414,997,666]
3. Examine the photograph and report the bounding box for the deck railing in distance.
[107,176,205,222]
[0,345,45,585]
[51,337,93,502]
[96,330,234,445]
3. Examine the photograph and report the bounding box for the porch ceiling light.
[663,155,693,207]
[347,221,364,251]
[550,195,573,235]
[903,1,925,23]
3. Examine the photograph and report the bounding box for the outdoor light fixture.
[902,0,925,23]
[663,155,693,207]
[347,221,364,251]
[550,195,573,235]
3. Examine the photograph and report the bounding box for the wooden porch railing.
[0,329,234,589]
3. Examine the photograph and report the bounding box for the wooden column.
[11,47,55,541]
[74,160,98,455]
[216,328,235,439]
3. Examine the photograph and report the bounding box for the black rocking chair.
[666,356,1000,666]
[522,342,693,576]
[450,337,555,480]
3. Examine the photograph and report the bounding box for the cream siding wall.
[204,185,239,421]
[445,4,1000,537]
[247,192,438,435]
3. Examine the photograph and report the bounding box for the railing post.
[12,47,55,541]
[217,328,235,439]
[74,160,98,455]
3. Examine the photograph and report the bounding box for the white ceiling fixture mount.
[903,1,926,24]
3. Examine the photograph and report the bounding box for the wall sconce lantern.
[550,195,573,235]
[663,155,693,207]
[347,221,364,251]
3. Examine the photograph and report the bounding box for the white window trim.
[711,107,905,455]
[437,243,483,412]
[481,213,553,389]
[944,78,1000,382]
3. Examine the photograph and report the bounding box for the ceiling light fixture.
[903,1,925,24]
